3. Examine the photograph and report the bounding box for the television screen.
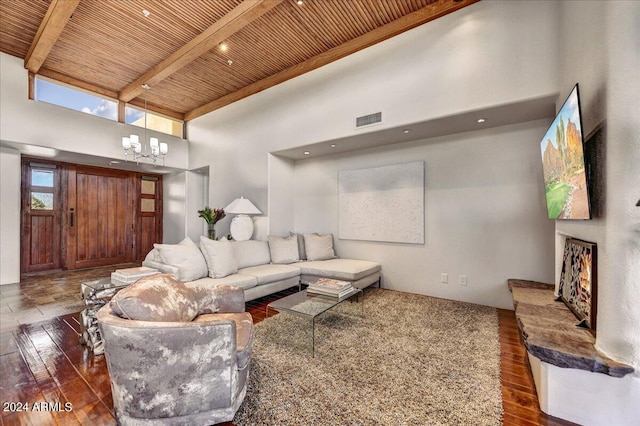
[540,84,591,219]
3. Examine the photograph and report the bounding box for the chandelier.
[121,84,168,165]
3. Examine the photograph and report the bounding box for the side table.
[79,277,128,355]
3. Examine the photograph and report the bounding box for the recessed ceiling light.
[142,9,151,17]
[330,144,336,148]
[219,43,228,52]
[403,129,411,134]
[477,118,486,123]
[303,151,310,155]
[227,59,233,66]
[297,0,303,5]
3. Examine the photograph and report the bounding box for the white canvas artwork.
[338,161,424,244]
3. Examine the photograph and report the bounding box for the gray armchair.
[97,274,253,425]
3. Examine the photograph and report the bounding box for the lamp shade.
[224,197,261,215]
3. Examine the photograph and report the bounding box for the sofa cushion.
[187,274,258,291]
[238,264,301,285]
[153,237,208,282]
[110,274,199,322]
[231,240,271,269]
[289,232,307,260]
[303,233,336,261]
[299,258,381,281]
[200,237,238,278]
[268,235,300,264]
[194,312,253,369]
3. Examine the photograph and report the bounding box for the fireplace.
[558,237,597,334]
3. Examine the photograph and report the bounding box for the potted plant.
[198,207,226,240]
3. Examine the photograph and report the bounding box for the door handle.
[69,208,74,227]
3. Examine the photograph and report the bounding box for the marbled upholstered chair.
[97,274,253,425]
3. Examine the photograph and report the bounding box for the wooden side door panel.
[21,160,61,273]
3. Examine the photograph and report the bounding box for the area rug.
[234,288,503,425]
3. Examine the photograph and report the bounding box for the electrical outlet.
[459,275,467,286]
[441,273,448,283]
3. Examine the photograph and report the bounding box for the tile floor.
[0,264,137,334]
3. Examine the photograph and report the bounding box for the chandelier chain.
[121,84,168,166]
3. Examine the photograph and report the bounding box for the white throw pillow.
[153,237,208,282]
[231,240,271,269]
[268,235,300,264]
[200,236,238,278]
[303,233,336,261]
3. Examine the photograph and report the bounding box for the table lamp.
[224,197,262,241]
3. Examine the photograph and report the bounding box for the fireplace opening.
[558,237,597,334]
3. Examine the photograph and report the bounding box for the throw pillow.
[154,237,208,282]
[200,236,238,278]
[110,274,199,322]
[303,233,336,261]
[268,235,300,264]
[289,231,307,260]
[231,240,271,269]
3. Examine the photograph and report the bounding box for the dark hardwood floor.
[1,269,576,425]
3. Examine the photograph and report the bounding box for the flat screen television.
[540,84,591,219]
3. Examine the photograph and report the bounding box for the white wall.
[0,54,189,169]
[188,0,560,238]
[187,1,561,305]
[601,0,640,375]
[267,154,295,237]
[0,147,21,285]
[555,1,640,371]
[162,172,187,244]
[291,120,554,309]
[0,52,191,265]
[553,1,608,291]
[185,168,209,242]
[529,353,640,426]
[524,2,640,424]
[185,1,640,421]
[188,2,559,241]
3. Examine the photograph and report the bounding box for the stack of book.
[307,278,354,301]
[111,266,159,286]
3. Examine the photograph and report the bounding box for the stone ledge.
[508,279,634,378]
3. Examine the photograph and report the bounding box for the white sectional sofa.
[142,233,381,302]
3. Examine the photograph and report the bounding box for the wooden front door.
[21,160,164,273]
[66,165,135,269]
[21,161,62,273]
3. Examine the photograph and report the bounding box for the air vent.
[355,111,382,128]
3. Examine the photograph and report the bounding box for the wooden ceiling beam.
[119,0,283,103]
[185,0,479,121]
[24,0,80,73]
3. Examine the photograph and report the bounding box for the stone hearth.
[508,279,633,377]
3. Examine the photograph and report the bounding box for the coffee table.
[79,277,129,355]
[266,288,363,357]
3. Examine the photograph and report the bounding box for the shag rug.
[234,288,503,425]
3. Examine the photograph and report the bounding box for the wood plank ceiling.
[0,0,478,123]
